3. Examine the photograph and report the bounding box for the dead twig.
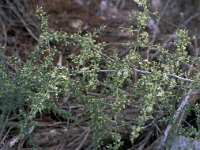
[0,17,7,48]
[180,13,200,27]
[66,128,90,148]
[0,112,11,143]
[7,1,39,41]
[74,69,194,83]
[156,89,194,149]
[137,131,153,150]
[56,128,70,150]
[2,125,35,149]
[156,0,172,26]
[75,128,90,150]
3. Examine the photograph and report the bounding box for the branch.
[2,125,35,149]
[72,69,194,82]
[75,129,90,150]
[165,73,194,82]
[156,89,194,149]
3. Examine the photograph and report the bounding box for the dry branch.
[156,89,196,149]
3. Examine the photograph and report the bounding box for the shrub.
[0,1,200,149]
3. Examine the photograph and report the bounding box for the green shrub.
[0,1,200,149]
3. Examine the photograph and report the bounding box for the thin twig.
[56,128,70,150]
[72,69,194,83]
[8,2,39,41]
[66,129,89,147]
[157,0,172,26]
[0,17,7,48]
[156,89,193,149]
[75,129,90,150]
[165,73,194,82]
[2,125,35,149]
[138,131,153,150]
[180,13,200,27]
[0,112,10,142]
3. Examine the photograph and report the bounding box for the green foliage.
[0,2,199,150]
